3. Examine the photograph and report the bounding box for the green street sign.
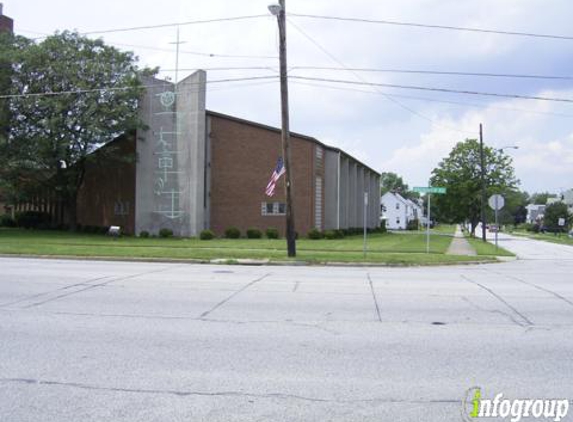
[412,186,447,194]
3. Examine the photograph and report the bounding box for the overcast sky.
[5,0,573,194]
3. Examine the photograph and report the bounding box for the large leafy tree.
[380,172,408,195]
[543,202,572,232]
[0,31,154,228]
[379,171,420,200]
[430,139,518,235]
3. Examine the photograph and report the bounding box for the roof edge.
[207,110,380,177]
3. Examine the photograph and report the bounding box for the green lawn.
[0,228,499,265]
[464,236,515,257]
[509,229,573,246]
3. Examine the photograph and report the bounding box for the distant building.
[0,4,13,33]
[381,192,417,230]
[525,204,546,224]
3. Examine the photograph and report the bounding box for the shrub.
[323,230,337,240]
[265,227,279,239]
[224,227,241,239]
[0,214,16,227]
[200,229,215,240]
[406,219,419,231]
[159,228,174,238]
[379,220,387,233]
[15,211,52,229]
[139,230,150,238]
[246,228,262,239]
[307,228,323,240]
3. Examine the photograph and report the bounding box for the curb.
[0,253,501,268]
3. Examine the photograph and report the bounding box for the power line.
[290,75,573,103]
[161,65,573,80]
[290,13,573,41]
[0,76,278,100]
[290,80,573,118]
[106,41,278,60]
[287,18,477,135]
[31,15,270,40]
[289,66,573,81]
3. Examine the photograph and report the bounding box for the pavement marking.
[461,275,533,327]
[199,273,271,319]
[367,273,382,322]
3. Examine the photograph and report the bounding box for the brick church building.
[75,72,381,237]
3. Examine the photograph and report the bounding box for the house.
[525,204,546,224]
[406,198,423,222]
[381,192,414,230]
[6,72,381,236]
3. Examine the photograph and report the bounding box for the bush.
[323,230,337,240]
[200,229,215,240]
[139,230,150,238]
[224,227,241,239]
[159,228,174,238]
[246,228,262,239]
[406,219,419,231]
[265,227,279,239]
[307,228,323,240]
[15,211,52,229]
[0,214,16,227]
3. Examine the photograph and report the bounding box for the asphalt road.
[1,235,572,421]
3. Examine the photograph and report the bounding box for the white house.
[381,192,418,230]
[525,204,545,224]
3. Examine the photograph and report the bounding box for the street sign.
[488,194,505,211]
[413,186,447,194]
[558,218,566,227]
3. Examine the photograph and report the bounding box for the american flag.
[265,157,286,197]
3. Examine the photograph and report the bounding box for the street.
[1,235,572,421]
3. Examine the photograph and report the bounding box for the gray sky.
[6,0,573,194]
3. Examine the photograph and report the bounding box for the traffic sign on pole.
[488,194,505,211]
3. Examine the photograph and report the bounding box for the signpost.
[488,194,505,248]
[413,186,447,253]
[363,192,369,258]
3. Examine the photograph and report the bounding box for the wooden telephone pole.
[273,0,296,257]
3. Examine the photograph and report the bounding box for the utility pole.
[270,0,296,256]
[479,123,487,242]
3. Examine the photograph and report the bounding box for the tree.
[0,31,154,229]
[379,171,420,200]
[530,192,557,205]
[543,202,572,233]
[430,139,518,235]
[380,172,408,195]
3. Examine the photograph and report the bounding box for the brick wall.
[208,113,320,237]
[76,135,136,233]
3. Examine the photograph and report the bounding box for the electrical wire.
[31,15,270,40]
[287,18,478,135]
[288,66,573,81]
[289,80,573,118]
[289,75,573,103]
[0,76,278,100]
[289,13,573,41]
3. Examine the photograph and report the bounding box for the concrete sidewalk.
[446,225,477,256]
